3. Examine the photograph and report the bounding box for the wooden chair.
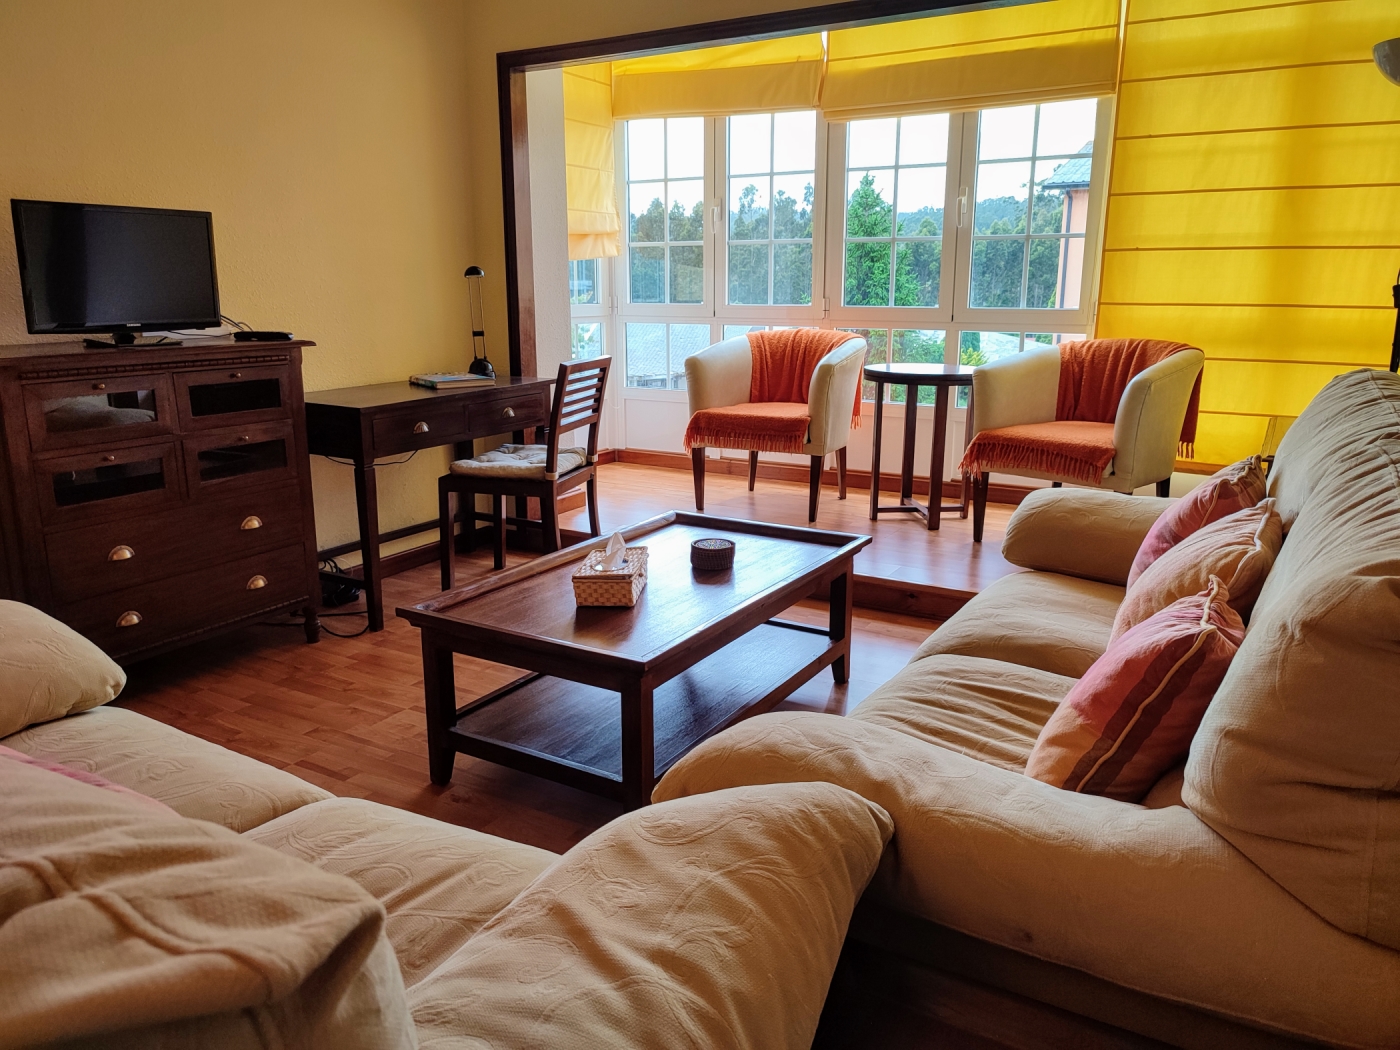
[438,357,610,585]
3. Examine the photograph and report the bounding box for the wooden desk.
[306,377,553,630]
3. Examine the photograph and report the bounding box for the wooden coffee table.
[397,512,870,809]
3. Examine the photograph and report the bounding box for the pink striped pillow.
[1025,576,1244,802]
[0,745,176,814]
[1128,456,1266,587]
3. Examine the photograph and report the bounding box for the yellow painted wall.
[0,0,475,554]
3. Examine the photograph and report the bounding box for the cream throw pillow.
[408,782,893,1050]
[0,600,125,739]
[1112,500,1282,640]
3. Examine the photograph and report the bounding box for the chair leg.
[836,447,847,500]
[748,450,759,492]
[691,447,706,512]
[461,486,476,553]
[439,480,454,591]
[586,475,601,538]
[1156,478,1172,498]
[492,494,506,571]
[540,490,561,554]
[972,472,990,543]
[808,455,823,523]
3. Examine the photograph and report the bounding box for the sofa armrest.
[1111,348,1204,489]
[805,337,867,454]
[969,345,1061,436]
[1002,487,1170,586]
[684,336,753,415]
[654,714,1400,1050]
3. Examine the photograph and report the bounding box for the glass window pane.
[773,243,812,305]
[959,331,1022,366]
[669,245,704,304]
[667,179,704,242]
[569,259,598,304]
[973,161,1030,234]
[570,322,602,360]
[895,240,940,307]
[625,323,667,387]
[724,325,766,340]
[844,241,893,307]
[729,113,771,175]
[846,170,894,239]
[897,113,949,166]
[969,238,1025,308]
[1024,331,1085,350]
[669,324,712,390]
[1028,237,1076,309]
[841,328,890,401]
[893,329,948,404]
[978,104,1035,160]
[896,166,945,236]
[627,119,665,180]
[629,183,665,241]
[728,243,770,305]
[1036,98,1097,157]
[729,177,770,240]
[629,246,665,303]
[848,118,897,168]
[1032,161,1070,234]
[773,111,816,172]
[666,117,705,178]
[772,174,814,239]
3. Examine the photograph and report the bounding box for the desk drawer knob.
[238,434,252,443]
[230,372,243,379]
[414,421,430,434]
[93,382,107,391]
[240,515,263,530]
[246,575,268,590]
[108,545,134,562]
[116,610,142,628]
[102,454,116,463]
[503,406,516,419]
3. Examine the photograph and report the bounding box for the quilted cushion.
[1128,456,1266,586]
[450,443,587,479]
[0,600,125,738]
[1027,577,1245,802]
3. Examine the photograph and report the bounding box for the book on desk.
[409,373,497,390]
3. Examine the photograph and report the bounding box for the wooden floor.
[117,461,997,855]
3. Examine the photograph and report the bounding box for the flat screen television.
[11,199,220,344]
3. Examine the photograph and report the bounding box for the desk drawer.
[468,390,548,435]
[58,544,309,659]
[46,481,306,603]
[371,404,467,456]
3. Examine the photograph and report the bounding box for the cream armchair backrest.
[684,335,867,456]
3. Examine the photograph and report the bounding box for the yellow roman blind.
[563,63,620,259]
[610,36,825,119]
[1095,0,1400,465]
[821,0,1121,121]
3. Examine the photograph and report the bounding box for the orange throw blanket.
[960,338,1200,485]
[684,329,863,454]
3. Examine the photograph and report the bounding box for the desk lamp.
[463,265,495,378]
[1375,39,1400,372]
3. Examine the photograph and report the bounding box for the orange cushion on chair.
[685,402,812,455]
[959,420,1116,486]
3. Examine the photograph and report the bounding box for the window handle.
[957,188,969,229]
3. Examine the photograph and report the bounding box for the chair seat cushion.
[449,443,587,480]
[961,420,1116,486]
[685,402,811,454]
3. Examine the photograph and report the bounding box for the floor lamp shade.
[1376,39,1400,85]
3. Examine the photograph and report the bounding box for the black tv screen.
[11,199,220,335]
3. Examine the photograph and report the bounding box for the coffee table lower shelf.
[445,620,834,802]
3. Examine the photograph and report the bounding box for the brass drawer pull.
[101,454,116,463]
[413,421,430,434]
[246,575,268,590]
[240,515,263,530]
[116,610,142,628]
[108,545,134,562]
[230,372,243,379]
[92,382,106,391]
[238,434,252,443]
[503,406,516,419]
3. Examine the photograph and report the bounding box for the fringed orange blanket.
[684,329,863,454]
[960,338,1200,485]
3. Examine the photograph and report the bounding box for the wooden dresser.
[0,338,320,662]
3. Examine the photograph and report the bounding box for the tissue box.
[572,546,648,607]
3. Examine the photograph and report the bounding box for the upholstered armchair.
[960,338,1204,541]
[684,330,867,522]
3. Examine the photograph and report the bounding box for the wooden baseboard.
[614,448,1033,506]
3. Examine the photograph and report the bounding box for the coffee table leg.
[422,633,457,786]
[829,566,854,685]
[620,680,655,810]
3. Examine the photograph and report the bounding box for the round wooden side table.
[864,362,976,531]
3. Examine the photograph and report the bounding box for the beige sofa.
[656,367,1400,1050]
[0,611,892,1049]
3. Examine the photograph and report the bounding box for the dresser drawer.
[36,441,183,526]
[176,363,293,430]
[45,482,307,604]
[23,372,176,453]
[57,544,310,659]
[371,404,467,456]
[183,420,298,495]
[467,390,549,435]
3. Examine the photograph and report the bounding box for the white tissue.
[598,530,628,571]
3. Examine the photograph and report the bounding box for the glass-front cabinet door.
[23,374,175,453]
[37,441,181,524]
[182,421,297,494]
[176,364,290,430]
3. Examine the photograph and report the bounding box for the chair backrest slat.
[545,357,611,475]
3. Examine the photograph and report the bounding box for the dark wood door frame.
[495,0,1041,377]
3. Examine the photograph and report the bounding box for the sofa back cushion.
[1185,368,1400,951]
[0,601,125,739]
